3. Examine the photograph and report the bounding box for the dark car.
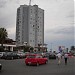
[0,63,2,70]
[2,52,19,60]
[49,53,56,59]
[17,52,25,58]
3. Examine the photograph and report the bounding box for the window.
[31,10,32,13]
[38,29,39,32]
[30,33,32,34]
[31,18,32,20]
[38,26,39,28]
[30,40,32,42]
[40,42,41,43]
[33,25,34,27]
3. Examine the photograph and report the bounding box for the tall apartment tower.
[16,5,44,47]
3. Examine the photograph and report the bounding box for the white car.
[17,52,25,58]
[0,52,5,58]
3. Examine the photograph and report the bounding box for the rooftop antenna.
[29,0,31,5]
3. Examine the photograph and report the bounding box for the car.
[0,52,5,59]
[2,52,19,60]
[73,53,75,56]
[42,52,50,58]
[25,52,30,58]
[17,52,25,58]
[0,63,2,70]
[25,54,48,66]
[49,53,56,59]
[1,52,8,59]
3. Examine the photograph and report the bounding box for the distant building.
[0,38,16,52]
[16,5,44,47]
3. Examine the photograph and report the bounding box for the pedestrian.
[56,52,62,65]
[64,53,68,65]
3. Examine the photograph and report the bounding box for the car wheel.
[11,57,13,60]
[45,60,48,64]
[0,67,2,70]
[0,64,2,70]
[18,56,19,59]
[36,62,39,66]
[26,64,29,66]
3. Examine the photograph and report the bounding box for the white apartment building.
[16,5,44,47]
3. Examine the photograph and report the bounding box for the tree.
[24,46,30,52]
[0,28,8,51]
[30,47,34,52]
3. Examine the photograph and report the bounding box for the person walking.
[56,52,62,65]
[64,53,68,65]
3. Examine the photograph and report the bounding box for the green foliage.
[0,46,4,52]
[30,47,34,50]
[24,46,30,52]
[0,28,8,51]
[0,28,8,44]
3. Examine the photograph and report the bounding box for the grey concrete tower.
[16,4,44,47]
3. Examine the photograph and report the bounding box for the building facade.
[16,5,44,47]
[0,38,16,52]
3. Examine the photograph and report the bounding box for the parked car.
[0,63,2,70]
[2,52,19,60]
[0,52,5,59]
[73,53,75,56]
[42,52,50,58]
[25,54,48,66]
[49,53,56,59]
[1,52,8,59]
[25,52,30,58]
[17,52,25,58]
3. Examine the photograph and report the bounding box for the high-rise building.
[16,5,44,47]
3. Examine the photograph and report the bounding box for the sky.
[0,0,74,51]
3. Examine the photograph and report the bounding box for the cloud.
[0,0,19,40]
[0,0,20,8]
[54,26,74,35]
[0,0,74,50]
[46,39,74,51]
[45,25,74,44]
[7,27,16,40]
[0,0,7,8]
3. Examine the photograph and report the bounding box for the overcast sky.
[0,0,74,51]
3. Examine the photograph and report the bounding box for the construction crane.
[29,0,31,5]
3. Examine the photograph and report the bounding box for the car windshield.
[27,55,35,58]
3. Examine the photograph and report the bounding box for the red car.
[67,53,72,57]
[25,54,48,66]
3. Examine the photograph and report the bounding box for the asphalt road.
[0,57,75,75]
